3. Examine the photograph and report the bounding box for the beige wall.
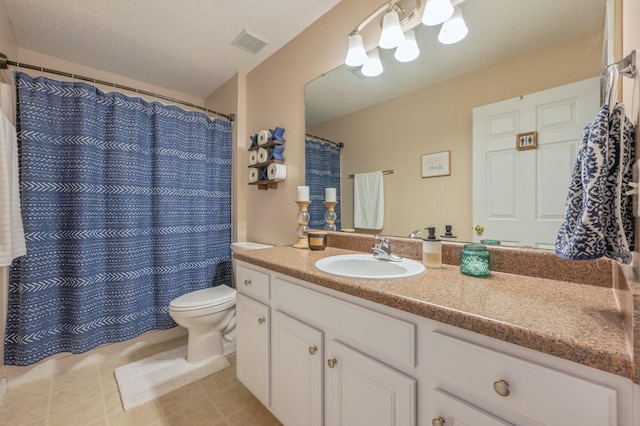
[206,73,248,243]
[242,0,377,246]
[308,31,602,240]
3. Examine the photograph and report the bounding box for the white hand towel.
[354,171,384,229]
[0,92,26,266]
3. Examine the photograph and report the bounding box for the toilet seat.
[169,285,236,312]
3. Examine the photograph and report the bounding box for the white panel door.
[271,310,323,426]
[472,77,600,248]
[326,340,416,426]
[236,293,271,407]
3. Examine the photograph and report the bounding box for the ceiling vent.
[232,29,269,55]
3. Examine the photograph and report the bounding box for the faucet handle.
[373,234,391,249]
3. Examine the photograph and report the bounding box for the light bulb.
[394,29,420,62]
[345,33,368,66]
[361,48,383,77]
[422,0,454,26]
[379,10,405,49]
[438,6,468,44]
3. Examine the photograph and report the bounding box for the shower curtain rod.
[305,133,344,148]
[0,52,235,122]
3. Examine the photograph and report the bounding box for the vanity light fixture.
[344,0,468,77]
[438,6,468,44]
[345,33,368,66]
[379,8,405,49]
[394,29,420,62]
[361,48,384,77]
[422,0,454,26]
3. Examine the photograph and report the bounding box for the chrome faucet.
[408,229,422,239]
[372,235,402,261]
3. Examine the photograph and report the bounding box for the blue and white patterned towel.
[555,103,635,264]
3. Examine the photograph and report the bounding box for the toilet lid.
[170,285,236,310]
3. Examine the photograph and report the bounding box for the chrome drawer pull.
[258,317,265,325]
[244,279,252,286]
[493,379,510,397]
[327,358,337,368]
[309,345,317,355]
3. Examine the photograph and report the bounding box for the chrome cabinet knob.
[308,346,317,355]
[432,417,445,426]
[493,379,510,397]
[257,317,265,325]
[244,279,252,286]
[327,358,337,368]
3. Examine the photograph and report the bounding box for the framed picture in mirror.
[516,131,537,151]
[421,151,451,178]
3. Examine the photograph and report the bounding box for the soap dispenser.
[422,227,442,268]
[440,225,457,240]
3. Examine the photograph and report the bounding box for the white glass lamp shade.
[438,7,468,44]
[394,29,420,62]
[361,48,383,77]
[422,0,454,26]
[379,10,405,49]
[345,33,368,66]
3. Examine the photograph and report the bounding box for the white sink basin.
[315,254,425,279]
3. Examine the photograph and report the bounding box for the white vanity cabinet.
[271,310,323,426]
[325,340,416,426]
[235,264,271,407]
[234,260,634,426]
[430,332,620,426]
[271,274,417,426]
[431,389,512,426]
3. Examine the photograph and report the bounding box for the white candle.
[325,187,336,202]
[297,186,309,202]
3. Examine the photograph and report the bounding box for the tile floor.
[0,337,282,426]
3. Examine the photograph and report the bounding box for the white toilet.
[169,285,236,363]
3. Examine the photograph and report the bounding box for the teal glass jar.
[460,244,490,277]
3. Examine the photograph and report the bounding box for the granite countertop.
[234,246,632,380]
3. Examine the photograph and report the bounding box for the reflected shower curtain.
[305,138,341,230]
[5,72,232,366]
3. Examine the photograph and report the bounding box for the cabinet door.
[432,389,511,426]
[272,311,323,426]
[236,293,270,407]
[326,340,416,426]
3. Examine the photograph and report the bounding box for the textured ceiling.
[3,0,341,98]
[305,0,607,126]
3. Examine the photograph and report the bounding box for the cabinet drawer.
[236,263,270,301]
[432,332,617,426]
[432,389,510,426]
[273,277,415,368]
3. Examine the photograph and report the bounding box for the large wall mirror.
[305,0,615,247]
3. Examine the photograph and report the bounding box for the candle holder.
[324,201,338,231]
[293,200,311,249]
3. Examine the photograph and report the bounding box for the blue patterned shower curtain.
[305,138,341,230]
[5,72,232,366]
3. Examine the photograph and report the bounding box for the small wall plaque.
[516,131,537,151]
[421,151,451,178]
